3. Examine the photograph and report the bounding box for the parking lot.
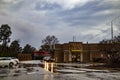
[0,61,120,80]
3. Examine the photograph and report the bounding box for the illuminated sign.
[71,50,82,52]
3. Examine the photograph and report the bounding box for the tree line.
[0,24,59,58]
[0,24,36,57]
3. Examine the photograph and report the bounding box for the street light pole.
[110,16,120,42]
[111,21,113,41]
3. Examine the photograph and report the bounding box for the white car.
[0,57,19,68]
[11,57,19,64]
[43,56,54,62]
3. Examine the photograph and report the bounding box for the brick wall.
[18,53,32,61]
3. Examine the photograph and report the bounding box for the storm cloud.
[0,0,120,49]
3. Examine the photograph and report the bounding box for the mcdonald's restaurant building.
[54,42,105,63]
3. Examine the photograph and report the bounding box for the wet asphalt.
[0,61,120,80]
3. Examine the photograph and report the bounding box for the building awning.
[34,50,49,56]
[71,50,82,52]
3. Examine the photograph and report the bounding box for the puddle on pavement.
[0,69,10,74]
[0,62,120,79]
[0,68,10,77]
[0,65,40,78]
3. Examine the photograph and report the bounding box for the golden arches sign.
[71,50,82,52]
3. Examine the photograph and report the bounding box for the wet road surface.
[0,61,120,80]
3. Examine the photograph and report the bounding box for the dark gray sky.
[0,0,120,49]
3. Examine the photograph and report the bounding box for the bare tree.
[99,35,120,66]
[42,35,59,49]
[42,35,59,58]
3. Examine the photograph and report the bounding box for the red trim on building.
[34,50,49,56]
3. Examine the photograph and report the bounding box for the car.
[4,57,19,65]
[11,57,19,65]
[43,56,54,62]
[0,57,19,68]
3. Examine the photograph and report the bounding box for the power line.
[92,16,120,41]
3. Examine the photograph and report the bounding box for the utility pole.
[110,16,120,42]
[73,36,75,42]
[73,36,74,42]
[111,21,113,41]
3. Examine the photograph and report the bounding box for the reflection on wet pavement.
[0,62,120,80]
